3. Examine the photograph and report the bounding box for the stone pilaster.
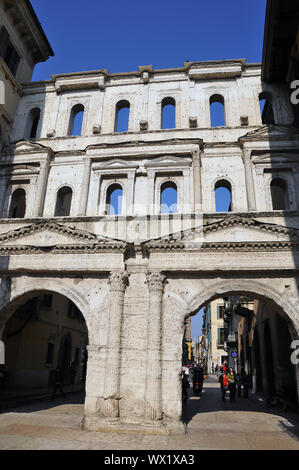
[242,148,256,211]
[192,150,202,212]
[145,272,166,420]
[78,158,92,216]
[103,271,128,418]
[33,159,50,217]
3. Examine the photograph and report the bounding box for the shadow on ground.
[182,375,299,440]
[0,391,85,414]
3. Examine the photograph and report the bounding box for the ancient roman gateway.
[0,60,299,434]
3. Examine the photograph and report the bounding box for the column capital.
[241,147,252,160]
[109,271,129,292]
[146,272,166,292]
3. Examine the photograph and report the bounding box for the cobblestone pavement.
[1,375,299,450]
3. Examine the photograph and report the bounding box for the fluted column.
[145,272,166,420]
[103,271,128,418]
[78,157,92,216]
[33,159,50,217]
[242,148,256,211]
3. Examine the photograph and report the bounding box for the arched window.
[210,94,225,127]
[160,181,177,213]
[161,97,176,129]
[68,104,84,136]
[9,188,26,218]
[54,186,72,216]
[270,178,288,210]
[259,92,274,124]
[115,100,130,132]
[215,180,232,212]
[26,108,40,139]
[106,184,123,215]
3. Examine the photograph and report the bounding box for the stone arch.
[161,276,299,423]
[0,277,92,340]
[181,279,299,335]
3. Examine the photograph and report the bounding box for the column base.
[82,415,186,436]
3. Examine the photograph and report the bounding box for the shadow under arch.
[0,278,91,339]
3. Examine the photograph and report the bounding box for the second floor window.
[106,184,123,215]
[9,188,26,218]
[270,178,289,210]
[160,181,177,213]
[215,180,232,212]
[54,186,72,216]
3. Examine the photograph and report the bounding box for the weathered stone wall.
[0,60,298,434]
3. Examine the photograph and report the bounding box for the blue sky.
[30,0,267,341]
[31,0,267,81]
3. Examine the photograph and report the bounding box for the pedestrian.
[219,369,228,402]
[182,372,189,404]
[221,361,228,374]
[227,367,237,403]
[50,366,66,400]
[238,368,249,398]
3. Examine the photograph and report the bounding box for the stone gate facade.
[0,60,299,434]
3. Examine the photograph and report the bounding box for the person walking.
[227,367,237,403]
[50,366,66,400]
[219,369,228,403]
[238,368,249,398]
[182,372,190,404]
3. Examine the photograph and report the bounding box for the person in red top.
[219,369,228,402]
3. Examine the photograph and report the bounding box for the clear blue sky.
[31,0,267,81]
[30,0,267,341]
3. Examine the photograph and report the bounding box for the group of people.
[218,363,249,403]
[181,361,250,405]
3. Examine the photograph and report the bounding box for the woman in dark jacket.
[227,367,237,403]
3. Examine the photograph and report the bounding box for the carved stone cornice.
[146,272,166,292]
[0,243,128,255]
[108,271,129,292]
[0,221,97,243]
[202,216,299,238]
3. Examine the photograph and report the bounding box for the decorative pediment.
[252,153,299,166]
[143,216,299,251]
[92,159,138,171]
[239,125,299,142]
[145,155,191,168]
[0,221,127,252]
[2,140,52,156]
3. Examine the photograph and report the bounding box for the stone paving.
[1,375,299,450]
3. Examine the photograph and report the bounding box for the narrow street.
[0,375,299,450]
